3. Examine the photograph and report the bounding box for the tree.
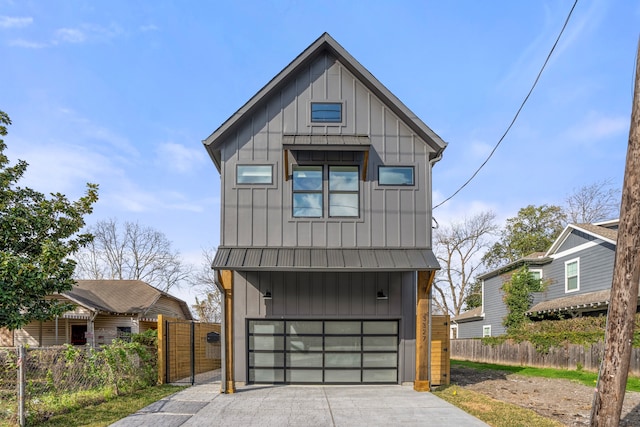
[564,179,620,224]
[501,266,544,333]
[0,110,99,330]
[73,218,191,292]
[482,205,566,270]
[433,211,498,317]
[463,279,483,311]
[189,247,222,323]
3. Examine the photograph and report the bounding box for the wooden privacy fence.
[157,315,222,384]
[451,339,640,376]
[431,315,451,386]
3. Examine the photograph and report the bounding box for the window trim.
[564,258,580,293]
[309,101,345,125]
[482,325,491,337]
[236,164,274,185]
[378,166,415,186]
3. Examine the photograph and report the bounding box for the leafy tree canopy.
[0,110,99,330]
[482,204,566,270]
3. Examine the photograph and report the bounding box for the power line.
[434,0,579,210]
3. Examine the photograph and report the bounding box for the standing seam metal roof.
[212,247,440,271]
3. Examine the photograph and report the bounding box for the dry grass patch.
[433,385,563,427]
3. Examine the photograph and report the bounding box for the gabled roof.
[545,222,618,256]
[477,252,552,281]
[64,280,193,320]
[203,32,447,171]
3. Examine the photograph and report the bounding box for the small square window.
[311,102,342,123]
[378,166,415,186]
[237,165,273,185]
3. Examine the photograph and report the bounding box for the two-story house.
[453,220,619,339]
[203,33,447,392]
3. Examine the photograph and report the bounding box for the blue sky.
[1,0,637,307]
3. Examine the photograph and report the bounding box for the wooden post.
[157,314,166,384]
[590,41,640,426]
[219,270,236,393]
[415,270,435,391]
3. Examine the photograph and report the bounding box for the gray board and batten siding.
[204,33,446,250]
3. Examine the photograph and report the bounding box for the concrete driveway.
[110,382,488,427]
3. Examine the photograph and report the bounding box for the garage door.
[248,319,398,384]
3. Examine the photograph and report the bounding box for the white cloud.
[564,112,628,142]
[0,16,32,29]
[8,38,46,48]
[55,28,86,44]
[156,142,207,173]
[140,24,159,32]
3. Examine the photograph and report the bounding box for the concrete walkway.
[110,381,489,427]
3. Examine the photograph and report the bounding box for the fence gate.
[157,315,221,385]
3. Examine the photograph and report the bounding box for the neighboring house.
[1,280,192,347]
[453,220,619,338]
[203,33,447,390]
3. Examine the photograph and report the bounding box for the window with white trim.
[565,258,579,292]
[482,325,491,337]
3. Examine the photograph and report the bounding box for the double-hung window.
[329,166,359,217]
[565,258,579,292]
[292,165,359,218]
[292,166,323,217]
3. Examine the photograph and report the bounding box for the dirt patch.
[451,365,640,426]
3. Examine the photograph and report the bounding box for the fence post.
[17,345,26,427]
[191,321,195,386]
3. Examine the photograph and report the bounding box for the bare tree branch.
[565,179,621,224]
[73,218,191,292]
[433,211,498,317]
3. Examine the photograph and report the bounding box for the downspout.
[428,151,443,390]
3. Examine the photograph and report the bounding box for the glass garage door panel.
[247,319,398,384]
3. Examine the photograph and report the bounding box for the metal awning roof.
[212,247,440,272]
[282,135,370,151]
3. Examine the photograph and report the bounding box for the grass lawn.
[32,385,186,427]
[451,359,640,392]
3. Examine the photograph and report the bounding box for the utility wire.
[434,0,579,210]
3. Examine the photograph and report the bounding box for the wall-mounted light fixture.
[264,290,272,300]
[376,290,388,300]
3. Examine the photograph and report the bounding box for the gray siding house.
[454,220,619,338]
[203,33,447,391]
